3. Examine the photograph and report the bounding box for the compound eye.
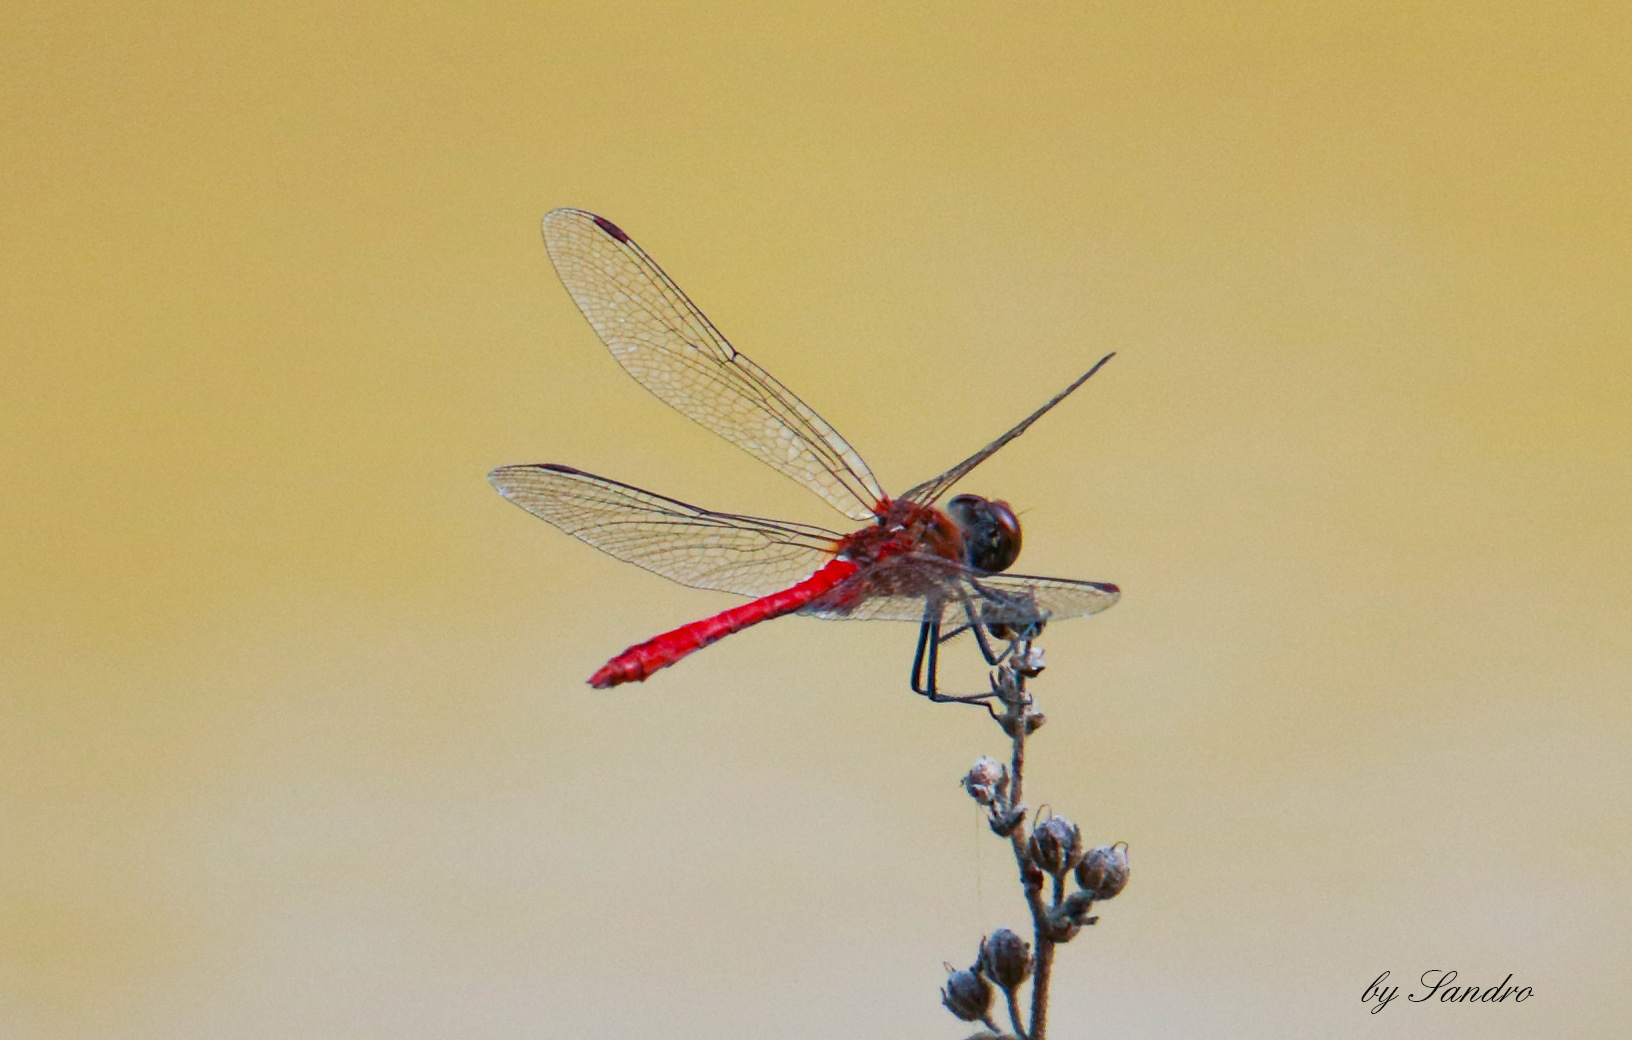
[947,494,1022,573]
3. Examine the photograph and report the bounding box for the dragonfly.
[490,209,1120,701]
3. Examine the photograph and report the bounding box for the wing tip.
[544,207,631,244]
[590,214,630,242]
[542,208,631,245]
[489,462,582,492]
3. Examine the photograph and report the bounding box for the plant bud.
[1075,842,1130,900]
[979,928,1033,990]
[940,965,992,1022]
[1021,858,1046,894]
[989,805,1027,837]
[1056,890,1099,932]
[1028,813,1083,876]
[962,756,1007,806]
[1062,889,1097,920]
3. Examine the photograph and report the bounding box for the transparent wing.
[542,209,886,521]
[490,463,843,598]
[798,553,1120,624]
[903,353,1115,506]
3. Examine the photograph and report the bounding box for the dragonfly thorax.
[837,499,963,568]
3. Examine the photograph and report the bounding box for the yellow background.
[4,3,1627,1037]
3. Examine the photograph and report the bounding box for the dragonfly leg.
[911,615,1000,706]
[913,617,940,698]
[961,581,1049,667]
[936,621,972,645]
[971,616,1005,666]
[960,599,1018,667]
[929,616,1016,663]
[910,618,941,697]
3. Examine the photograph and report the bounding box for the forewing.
[542,209,886,521]
[903,353,1114,506]
[799,553,1120,624]
[490,463,842,598]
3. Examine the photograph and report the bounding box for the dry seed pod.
[1027,813,1084,876]
[963,756,1006,807]
[941,965,993,1022]
[1075,842,1130,900]
[979,928,1033,991]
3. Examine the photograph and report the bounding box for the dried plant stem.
[1028,941,1055,1040]
[1001,646,1056,1040]
[945,639,1129,1040]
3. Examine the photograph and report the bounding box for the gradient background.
[4,3,1628,1038]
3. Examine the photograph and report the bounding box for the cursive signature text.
[1362,970,1532,1013]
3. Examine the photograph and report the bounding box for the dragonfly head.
[947,494,1022,574]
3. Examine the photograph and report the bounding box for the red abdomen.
[588,558,860,688]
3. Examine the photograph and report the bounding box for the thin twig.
[1004,985,1028,1040]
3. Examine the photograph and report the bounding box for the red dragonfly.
[491,209,1120,700]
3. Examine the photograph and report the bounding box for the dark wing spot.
[592,215,630,242]
[538,463,585,476]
